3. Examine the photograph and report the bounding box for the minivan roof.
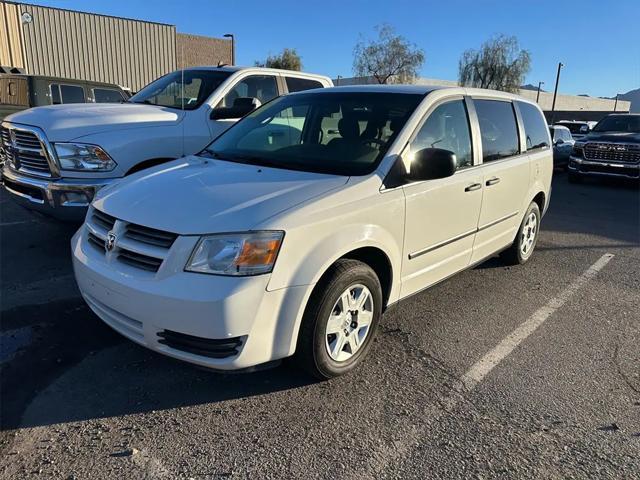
[288,84,540,104]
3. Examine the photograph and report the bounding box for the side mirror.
[579,125,589,133]
[408,148,457,181]
[555,138,564,145]
[210,97,261,120]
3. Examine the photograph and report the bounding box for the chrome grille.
[1,124,53,177]
[584,143,640,164]
[86,208,177,274]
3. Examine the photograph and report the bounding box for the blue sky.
[27,0,640,97]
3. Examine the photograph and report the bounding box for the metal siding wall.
[1,1,25,68]
[18,3,176,91]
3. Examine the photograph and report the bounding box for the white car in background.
[555,120,597,140]
[72,86,552,379]
[1,67,331,220]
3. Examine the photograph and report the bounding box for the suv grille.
[1,124,53,177]
[584,142,640,164]
[86,208,178,273]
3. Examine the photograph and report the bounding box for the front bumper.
[568,156,640,179]
[2,166,114,221]
[71,227,311,370]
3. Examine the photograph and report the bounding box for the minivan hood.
[93,156,348,234]
[5,103,184,141]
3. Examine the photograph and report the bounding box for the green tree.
[458,35,531,93]
[352,24,425,84]
[255,48,302,71]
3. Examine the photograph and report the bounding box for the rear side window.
[93,88,125,103]
[285,77,324,93]
[517,101,550,150]
[475,100,519,162]
[51,84,85,104]
[50,84,61,104]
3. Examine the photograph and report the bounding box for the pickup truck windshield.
[202,92,423,175]
[593,115,640,133]
[130,70,231,110]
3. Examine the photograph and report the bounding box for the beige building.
[337,76,631,122]
[0,1,232,91]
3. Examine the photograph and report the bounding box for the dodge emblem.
[105,232,117,252]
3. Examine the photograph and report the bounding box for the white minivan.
[1,67,331,220]
[72,85,552,378]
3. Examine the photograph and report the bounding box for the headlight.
[54,143,117,171]
[186,231,284,276]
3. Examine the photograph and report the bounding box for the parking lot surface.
[1,173,638,479]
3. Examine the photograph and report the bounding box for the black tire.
[500,202,541,265]
[296,259,383,379]
[568,171,582,183]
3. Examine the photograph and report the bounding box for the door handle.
[486,177,500,186]
[464,183,482,192]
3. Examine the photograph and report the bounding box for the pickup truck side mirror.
[555,138,564,145]
[210,97,261,120]
[408,148,457,181]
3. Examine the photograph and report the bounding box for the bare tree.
[458,35,531,93]
[353,24,425,84]
[255,48,302,71]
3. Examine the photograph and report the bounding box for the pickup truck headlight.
[54,143,117,171]
[186,231,284,276]
[572,141,585,158]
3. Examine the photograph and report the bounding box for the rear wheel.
[501,202,541,265]
[296,259,382,379]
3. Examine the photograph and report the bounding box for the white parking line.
[461,253,615,389]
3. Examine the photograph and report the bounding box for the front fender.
[67,125,184,178]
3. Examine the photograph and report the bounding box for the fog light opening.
[60,191,91,206]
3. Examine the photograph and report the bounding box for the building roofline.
[8,1,175,28]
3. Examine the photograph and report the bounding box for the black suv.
[568,113,640,183]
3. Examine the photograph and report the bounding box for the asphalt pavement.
[0,172,638,479]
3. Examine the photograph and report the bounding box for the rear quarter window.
[517,101,550,150]
[475,99,520,162]
[285,77,324,93]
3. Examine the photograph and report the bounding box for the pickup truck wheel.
[296,259,382,379]
[501,202,541,265]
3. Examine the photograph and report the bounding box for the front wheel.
[501,202,541,265]
[296,259,383,379]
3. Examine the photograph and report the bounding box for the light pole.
[550,62,564,124]
[613,93,619,112]
[223,33,235,66]
[336,75,342,86]
[536,81,544,103]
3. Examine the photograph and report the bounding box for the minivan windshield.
[130,70,231,110]
[202,91,423,175]
[592,115,640,133]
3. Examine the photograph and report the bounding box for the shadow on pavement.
[1,299,316,431]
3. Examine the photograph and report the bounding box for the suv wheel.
[501,202,541,265]
[296,259,382,379]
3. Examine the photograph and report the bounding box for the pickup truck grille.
[584,142,640,164]
[0,124,53,177]
[86,208,178,274]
